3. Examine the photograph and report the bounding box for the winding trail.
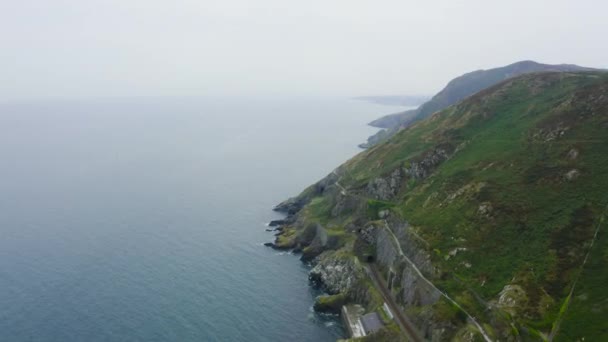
[382,220,493,342]
[332,170,347,196]
[331,169,493,341]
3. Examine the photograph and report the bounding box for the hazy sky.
[1,0,607,100]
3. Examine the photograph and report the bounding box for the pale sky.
[1,0,607,101]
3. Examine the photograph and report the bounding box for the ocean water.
[0,96,399,342]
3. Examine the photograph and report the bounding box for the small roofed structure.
[360,312,384,335]
[341,305,385,338]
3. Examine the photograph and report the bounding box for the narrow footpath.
[382,220,493,342]
[330,171,492,341]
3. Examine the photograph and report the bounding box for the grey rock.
[274,170,341,214]
[268,219,286,227]
[309,251,363,295]
[359,223,379,245]
[565,169,580,181]
[366,168,403,200]
[405,148,449,180]
[400,265,441,306]
[567,148,579,160]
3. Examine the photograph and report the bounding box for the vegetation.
[366,199,395,220]
[294,71,608,340]
[361,60,598,148]
[314,293,348,313]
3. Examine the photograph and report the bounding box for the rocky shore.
[263,71,608,341]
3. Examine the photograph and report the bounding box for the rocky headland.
[266,70,608,341]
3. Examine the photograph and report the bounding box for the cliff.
[271,71,608,341]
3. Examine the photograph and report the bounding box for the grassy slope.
[410,61,597,123]
[304,71,608,339]
[363,61,599,148]
[397,73,608,339]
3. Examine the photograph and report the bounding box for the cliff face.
[272,71,608,341]
[360,61,600,148]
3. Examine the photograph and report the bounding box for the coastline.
[262,100,419,341]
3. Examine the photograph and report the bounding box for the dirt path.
[382,220,493,342]
[332,170,492,341]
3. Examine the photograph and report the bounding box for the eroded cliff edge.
[268,71,608,341]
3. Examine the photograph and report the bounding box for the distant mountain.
[360,60,599,148]
[353,95,430,107]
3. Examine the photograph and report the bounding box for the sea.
[0,96,402,341]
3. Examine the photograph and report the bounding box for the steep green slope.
[361,61,598,148]
[277,71,608,340]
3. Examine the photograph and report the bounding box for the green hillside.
[361,61,599,148]
[277,71,608,340]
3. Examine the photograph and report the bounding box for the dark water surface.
[0,96,397,341]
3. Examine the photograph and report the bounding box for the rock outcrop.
[366,168,403,200]
[309,250,364,295]
[272,70,608,341]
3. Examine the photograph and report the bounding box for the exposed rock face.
[268,219,287,227]
[274,171,340,214]
[477,202,493,217]
[299,224,329,262]
[366,148,450,200]
[313,293,347,314]
[400,266,441,306]
[497,284,528,316]
[265,222,332,258]
[309,251,364,295]
[375,227,400,266]
[378,209,390,219]
[274,71,608,341]
[372,219,448,339]
[567,148,579,160]
[366,168,403,200]
[273,197,308,215]
[387,218,435,274]
[331,193,365,218]
[359,223,379,245]
[405,148,450,180]
[533,124,570,142]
